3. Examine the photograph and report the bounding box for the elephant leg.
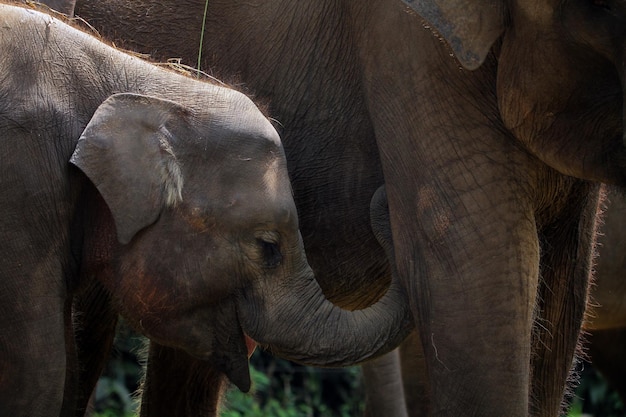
[374,178,542,415]
[530,185,600,417]
[0,293,67,416]
[71,280,118,416]
[362,349,409,417]
[362,330,430,417]
[368,185,410,417]
[381,175,542,417]
[139,342,227,417]
[587,328,626,405]
[399,331,430,417]
[368,187,430,417]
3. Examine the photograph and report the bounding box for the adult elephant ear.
[70,93,186,245]
[401,0,506,70]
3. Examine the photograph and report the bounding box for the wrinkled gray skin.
[364,189,626,417]
[60,0,626,415]
[0,5,411,417]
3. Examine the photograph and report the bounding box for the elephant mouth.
[244,333,257,357]
[214,333,257,392]
[207,318,258,392]
[161,302,258,392]
[186,329,256,392]
[227,334,257,390]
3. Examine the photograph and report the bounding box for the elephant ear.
[401,0,506,70]
[70,93,186,245]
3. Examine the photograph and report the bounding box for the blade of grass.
[197,0,209,77]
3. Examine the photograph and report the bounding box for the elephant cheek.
[142,316,217,357]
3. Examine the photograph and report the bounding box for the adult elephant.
[68,0,626,415]
[0,4,411,416]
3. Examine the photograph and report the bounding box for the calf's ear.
[70,93,186,245]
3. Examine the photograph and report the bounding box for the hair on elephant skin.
[0,3,412,417]
[65,0,626,415]
[581,188,626,406]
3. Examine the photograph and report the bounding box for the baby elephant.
[0,4,292,416]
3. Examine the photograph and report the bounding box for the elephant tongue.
[245,334,257,357]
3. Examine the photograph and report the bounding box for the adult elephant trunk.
[237,231,413,366]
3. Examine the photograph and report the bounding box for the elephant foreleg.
[529,183,600,417]
[362,330,431,417]
[139,343,227,417]
[368,186,430,417]
[399,331,430,417]
[363,349,409,417]
[70,280,118,416]
[0,298,67,416]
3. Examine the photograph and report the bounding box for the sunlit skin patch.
[180,205,218,233]
[263,158,281,199]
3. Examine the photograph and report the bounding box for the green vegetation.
[221,353,363,417]
[93,330,623,417]
[568,365,624,417]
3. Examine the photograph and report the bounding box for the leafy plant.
[221,351,364,417]
[568,362,624,417]
[92,322,142,417]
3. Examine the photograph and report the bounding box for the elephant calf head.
[71,92,296,390]
[71,92,412,393]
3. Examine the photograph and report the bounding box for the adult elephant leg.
[367,186,429,417]
[71,280,118,416]
[362,3,547,414]
[362,330,429,417]
[139,343,227,417]
[371,97,541,415]
[362,349,409,417]
[0,282,67,416]
[530,183,600,416]
[398,331,430,417]
[385,176,539,417]
[587,328,626,405]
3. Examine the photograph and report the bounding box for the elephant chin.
[187,331,253,392]
[158,303,256,392]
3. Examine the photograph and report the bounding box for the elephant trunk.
[236,235,413,366]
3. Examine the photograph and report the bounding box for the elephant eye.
[258,239,282,269]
